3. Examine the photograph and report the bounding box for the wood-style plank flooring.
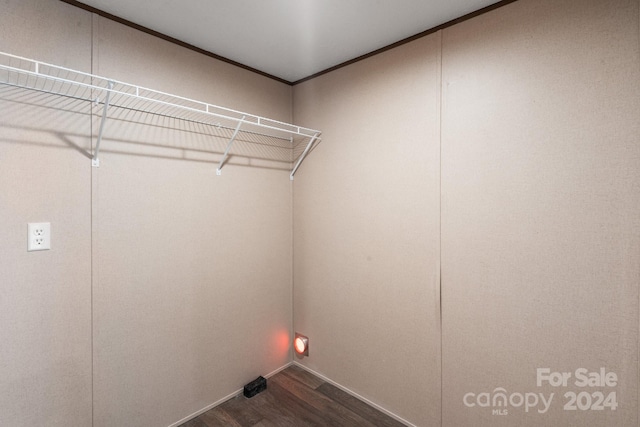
[179,365,406,427]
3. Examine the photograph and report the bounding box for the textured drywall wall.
[440,0,640,425]
[292,34,443,426]
[293,0,639,426]
[0,1,93,425]
[0,1,294,426]
[90,15,293,427]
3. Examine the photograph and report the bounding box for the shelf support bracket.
[92,80,115,168]
[216,116,245,175]
[290,132,319,180]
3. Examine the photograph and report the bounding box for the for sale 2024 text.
[463,367,618,416]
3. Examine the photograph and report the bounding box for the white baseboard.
[292,361,417,427]
[170,360,415,427]
[168,362,293,427]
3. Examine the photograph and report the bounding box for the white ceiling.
[77,0,501,83]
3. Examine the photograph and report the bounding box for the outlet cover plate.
[28,222,51,251]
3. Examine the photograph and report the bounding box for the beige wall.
[293,0,639,426]
[91,15,294,427]
[0,1,93,426]
[440,0,639,425]
[292,34,443,426]
[0,1,293,426]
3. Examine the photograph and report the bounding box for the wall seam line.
[437,28,444,427]
[90,11,95,427]
[291,85,295,362]
[291,142,295,363]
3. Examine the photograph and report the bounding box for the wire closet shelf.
[0,51,321,179]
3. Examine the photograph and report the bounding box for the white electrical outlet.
[28,222,51,251]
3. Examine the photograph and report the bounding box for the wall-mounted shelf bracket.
[290,132,319,180]
[216,116,245,175]
[92,80,114,168]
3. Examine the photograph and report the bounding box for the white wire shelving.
[0,51,321,179]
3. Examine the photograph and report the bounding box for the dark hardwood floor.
[179,364,406,427]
